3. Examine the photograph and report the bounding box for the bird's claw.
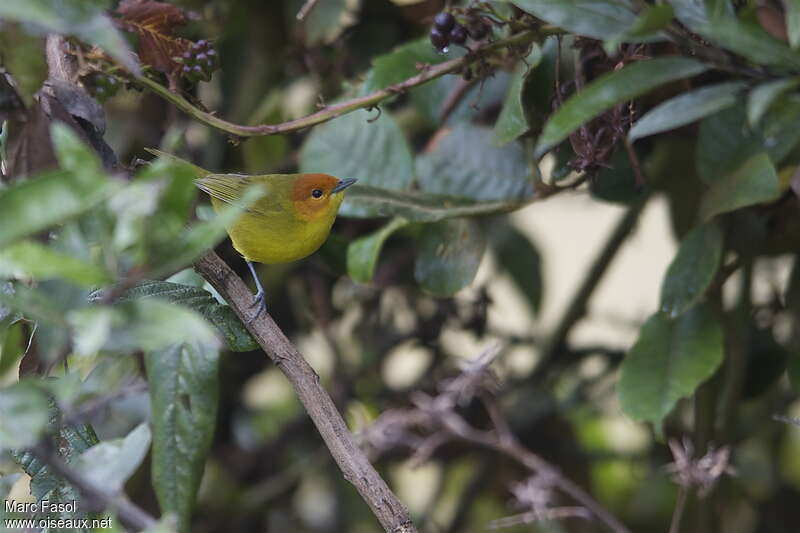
[249,289,267,321]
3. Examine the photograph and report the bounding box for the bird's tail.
[143,148,211,180]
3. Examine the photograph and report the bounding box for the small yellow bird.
[146,149,356,312]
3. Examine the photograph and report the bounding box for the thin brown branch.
[135,29,542,138]
[194,251,417,533]
[30,444,157,531]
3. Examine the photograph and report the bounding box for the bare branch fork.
[135,29,543,138]
[194,251,417,533]
[361,345,632,533]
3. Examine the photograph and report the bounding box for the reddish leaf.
[116,0,191,74]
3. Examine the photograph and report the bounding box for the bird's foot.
[248,289,267,322]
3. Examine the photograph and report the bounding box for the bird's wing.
[195,174,281,217]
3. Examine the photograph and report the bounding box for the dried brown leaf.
[116,0,191,74]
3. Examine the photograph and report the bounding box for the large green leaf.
[0,380,49,450]
[604,4,674,53]
[696,104,800,183]
[686,11,800,69]
[117,280,257,352]
[414,218,486,296]
[0,0,138,73]
[72,423,151,491]
[68,300,221,356]
[700,152,781,221]
[300,110,414,197]
[493,46,543,145]
[0,125,116,249]
[619,305,723,423]
[0,240,110,286]
[347,218,409,283]
[512,0,639,39]
[417,123,536,202]
[342,185,530,222]
[660,221,723,318]
[628,82,746,142]
[146,341,219,533]
[746,78,800,126]
[535,57,708,156]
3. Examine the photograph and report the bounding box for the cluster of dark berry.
[180,40,220,83]
[88,72,121,101]
[429,11,489,53]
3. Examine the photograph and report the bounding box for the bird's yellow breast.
[211,196,338,264]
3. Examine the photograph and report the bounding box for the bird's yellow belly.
[226,211,333,264]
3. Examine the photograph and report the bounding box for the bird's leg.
[246,260,267,318]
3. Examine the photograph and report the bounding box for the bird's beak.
[332,178,357,194]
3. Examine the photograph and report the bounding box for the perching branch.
[194,251,417,533]
[135,29,542,138]
[30,444,157,531]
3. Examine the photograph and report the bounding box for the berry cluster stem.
[135,29,542,138]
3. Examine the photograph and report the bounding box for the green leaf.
[694,14,800,69]
[660,221,723,318]
[535,57,708,156]
[589,148,641,204]
[12,413,98,524]
[0,240,110,286]
[347,218,409,283]
[492,224,543,315]
[69,300,221,356]
[116,280,257,352]
[0,0,138,73]
[788,0,800,49]
[619,305,723,423]
[414,218,486,296]
[0,126,116,249]
[512,0,639,39]
[361,37,458,94]
[493,46,543,145]
[301,0,361,46]
[0,380,49,450]
[604,4,674,54]
[146,341,219,533]
[72,424,151,492]
[700,152,781,221]
[300,110,414,198]
[342,185,530,222]
[628,82,746,142]
[747,78,800,126]
[696,104,800,183]
[417,123,537,202]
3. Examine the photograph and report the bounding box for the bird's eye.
[311,188,324,199]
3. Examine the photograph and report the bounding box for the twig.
[439,77,477,123]
[194,251,417,533]
[135,30,541,138]
[296,0,322,20]
[668,488,689,533]
[30,444,157,531]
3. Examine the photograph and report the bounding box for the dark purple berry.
[430,28,449,52]
[433,12,455,33]
[449,25,467,45]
